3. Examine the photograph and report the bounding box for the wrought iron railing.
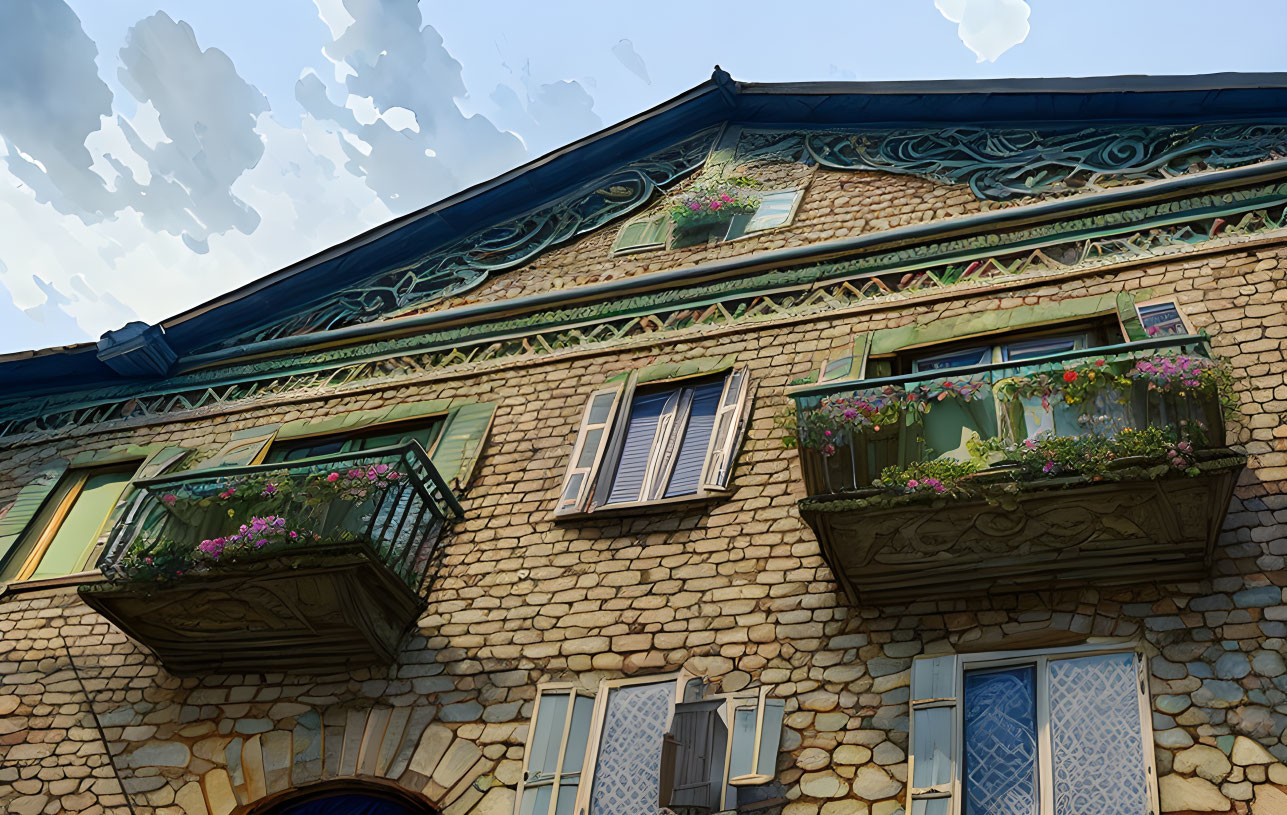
[790,335,1227,496]
[97,443,463,592]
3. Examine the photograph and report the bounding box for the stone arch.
[174,706,515,815]
[241,778,436,814]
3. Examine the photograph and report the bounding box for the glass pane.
[913,347,990,372]
[963,665,1039,815]
[560,473,584,503]
[520,784,553,815]
[1138,302,1187,337]
[728,704,757,779]
[589,680,676,815]
[555,780,580,815]
[1002,335,1084,362]
[912,706,953,789]
[562,694,595,774]
[664,380,724,498]
[266,438,346,463]
[755,698,785,777]
[353,419,444,453]
[576,429,603,468]
[588,391,618,424]
[1050,653,1149,815]
[529,692,569,780]
[745,191,799,232]
[30,470,132,579]
[911,798,951,815]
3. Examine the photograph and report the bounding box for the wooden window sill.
[0,570,104,598]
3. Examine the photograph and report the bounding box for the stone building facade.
[2,73,1287,815]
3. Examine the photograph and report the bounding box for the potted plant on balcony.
[668,176,761,247]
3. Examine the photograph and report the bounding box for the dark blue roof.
[7,70,1287,397]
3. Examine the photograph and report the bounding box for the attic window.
[725,189,803,240]
[612,213,669,254]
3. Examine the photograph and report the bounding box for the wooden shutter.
[555,383,625,515]
[612,214,667,253]
[660,699,726,813]
[0,461,70,576]
[908,655,958,815]
[605,387,671,505]
[660,380,723,499]
[700,366,753,492]
[430,402,497,491]
[200,426,280,469]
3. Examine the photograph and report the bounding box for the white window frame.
[516,683,598,815]
[724,188,805,241]
[908,642,1159,815]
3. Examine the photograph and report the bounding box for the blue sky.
[2,0,1286,354]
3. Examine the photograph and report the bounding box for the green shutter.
[199,426,280,469]
[0,461,70,575]
[613,215,668,253]
[430,402,496,490]
[1117,292,1148,341]
[136,446,190,480]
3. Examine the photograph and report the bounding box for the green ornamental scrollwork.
[224,127,721,348]
[738,122,1287,201]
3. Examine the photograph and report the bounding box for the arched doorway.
[248,780,437,815]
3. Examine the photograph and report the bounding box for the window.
[265,417,446,463]
[517,676,783,815]
[0,464,136,582]
[725,189,803,240]
[555,367,753,515]
[1134,300,1189,338]
[908,647,1156,815]
[612,214,669,254]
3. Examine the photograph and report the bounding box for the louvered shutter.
[605,388,671,505]
[908,655,958,815]
[0,461,70,577]
[555,383,625,515]
[430,402,496,490]
[660,700,726,814]
[700,367,753,492]
[662,380,723,498]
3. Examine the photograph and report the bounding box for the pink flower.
[688,201,701,211]
[162,493,177,505]
[906,479,919,488]
[262,483,277,496]
[711,200,722,211]
[327,472,339,482]
[721,194,732,203]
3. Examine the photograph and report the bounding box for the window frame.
[2,462,140,584]
[907,642,1159,815]
[516,683,598,815]
[1129,297,1192,339]
[724,188,805,241]
[557,366,753,517]
[264,414,448,463]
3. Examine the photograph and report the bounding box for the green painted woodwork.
[199,426,281,469]
[430,402,497,489]
[276,399,452,441]
[29,470,131,580]
[3,181,1285,443]
[868,292,1138,356]
[0,461,70,578]
[612,354,738,385]
[1117,292,1149,341]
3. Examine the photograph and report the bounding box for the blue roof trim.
[6,70,1287,396]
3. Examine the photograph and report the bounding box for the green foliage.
[669,176,761,230]
[873,457,981,495]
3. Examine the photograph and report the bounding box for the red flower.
[1062,370,1078,383]
[1094,359,1106,366]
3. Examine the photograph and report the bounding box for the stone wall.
[2,234,1287,815]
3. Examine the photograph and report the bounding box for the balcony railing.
[81,443,463,675]
[788,336,1244,603]
[791,335,1227,497]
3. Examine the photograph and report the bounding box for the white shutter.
[555,383,625,515]
[699,367,753,492]
[908,655,958,815]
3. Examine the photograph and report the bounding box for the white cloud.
[611,39,651,85]
[935,0,1031,63]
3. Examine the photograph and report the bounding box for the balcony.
[790,337,1245,604]
[79,443,462,676]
